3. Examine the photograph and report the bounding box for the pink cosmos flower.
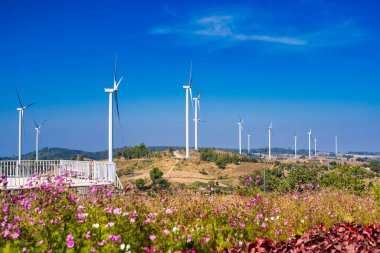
[86,231,91,240]
[10,231,20,239]
[261,222,267,228]
[3,229,10,237]
[163,229,169,235]
[67,240,74,248]
[39,240,44,245]
[130,218,135,223]
[149,235,156,241]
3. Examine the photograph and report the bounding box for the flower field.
[0,175,379,252]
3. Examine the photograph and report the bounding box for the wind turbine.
[335,136,338,156]
[314,138,317,157]
[16,90,35,163]
[183,62,193,159]
[193,92,201,151]
[294,134,297,159]
[268,122,273,159]
[247,129,251,154]
[238,117,243,154]
[34,120,47,161]
[307,129,312,159]
[104,55,123,163]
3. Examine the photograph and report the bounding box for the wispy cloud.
[151,14,306,46]
[150,8,364,49]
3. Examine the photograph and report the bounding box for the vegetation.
[242,163,377,194]
[0,176,378,252]
[122,143,151,159]
[199,148,259,169]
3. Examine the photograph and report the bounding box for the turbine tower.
[104,55,123,163]
[183,62,193,159]
[193,92,201,151]
[34,120,47,161]
[238,118,243,155]
[16,90,34,163]
[335,136,338,156]
[247,130,251,154]
[294,134,297,159]
[314,138,317,157]
[307,129,312,159]
[268,122,273,159]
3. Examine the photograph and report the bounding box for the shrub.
[135,178,146,190]
[149,167,163,183]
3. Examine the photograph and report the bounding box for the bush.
[149,167,163,183]
[152,178,170,191]
[123,143,151,159]
[135,178,146,190]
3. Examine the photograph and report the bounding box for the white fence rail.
[0,160,122,190]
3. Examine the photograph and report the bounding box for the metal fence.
[0,160,122,190]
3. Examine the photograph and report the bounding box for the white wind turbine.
[193,92,201,151]
[183,62,193,159]
[247,130,251,154]
[314,138,317,157]
[294,134,297,159]
[16,90,35,163]
[268,122,273,159]
[104,56,123,163]
[335,136,338,156]
[34,120,47,161]
[238,117,243,155]
[307,129,312,159]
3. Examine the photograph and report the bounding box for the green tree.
[149,167,163,183]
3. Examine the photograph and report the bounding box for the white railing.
[0,160,122,190]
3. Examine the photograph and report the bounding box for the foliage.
[0,176,378,252]
[223,223,380,252]
[243,163,376,194]
[149,167,163,183]
[368,160,380,173]
[199,149,259,169]
[135,178,146,190]
[123,143,151,159]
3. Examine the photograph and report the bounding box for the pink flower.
[105,222,114,227]
[39,240,44,245]
[113,208,122,215]
[86,231,91,240]
[10,231,20,239]
[145,218,152,223]
[163,229,169,235]
[149,235,156,241]
[130,218,135,223]
[67,240,74,248]
[187,233,192,242]
[91,248,96,253]
[261,222,267,228]
[239,221,245,228]
[3,229,10,237]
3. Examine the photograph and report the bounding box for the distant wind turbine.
[16,90,35,163]
[294,134,297,159]
[247,129,251,154]
[183,62,193,159]
[104,55,123,163]
[238,117,243,155]
[268,122,273,159]
[335,136,338,156]
[314,138,317,157]
[307,129,312,159]
[34,120,47,161]
[193,92,201,151]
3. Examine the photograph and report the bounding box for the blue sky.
[0,0,380,156]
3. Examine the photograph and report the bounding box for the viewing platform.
[0,160,123,190]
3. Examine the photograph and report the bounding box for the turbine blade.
[114,91,120,122]
[16,89,23,108]
[188,61,193,87]
[33,119,39,128]
[41,120,47,127]
[189,88,194,111]
[24,102,35,109]
[115,76,123,90]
